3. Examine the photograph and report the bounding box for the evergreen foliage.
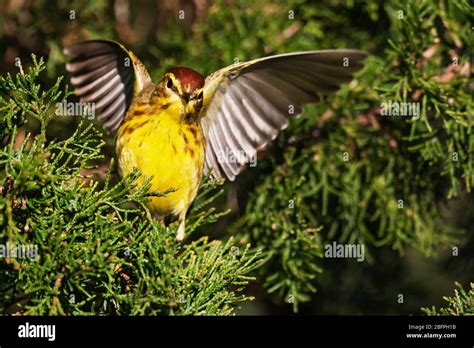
[0,0,472,315]
[232,0,472,311]
[0,58,262,315]
[422,282,474,316]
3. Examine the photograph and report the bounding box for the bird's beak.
[182,96,202,121]
[182,93,191,104]
[185,99,197,116]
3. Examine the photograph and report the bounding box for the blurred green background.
[0,0,472,315]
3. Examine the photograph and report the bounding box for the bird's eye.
[197,91,203,100]
[166,78,173,89]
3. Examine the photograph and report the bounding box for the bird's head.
[154,67,205,121]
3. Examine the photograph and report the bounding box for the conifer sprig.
[0,57,263,315]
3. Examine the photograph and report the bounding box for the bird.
[64,40,367,241]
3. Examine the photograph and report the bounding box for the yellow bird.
[64,40,366,241]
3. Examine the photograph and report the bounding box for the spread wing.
[200,50,367,180]
[64,40,151,133]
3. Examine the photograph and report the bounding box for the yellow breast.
[116,107,205,217]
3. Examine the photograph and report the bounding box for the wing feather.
[70,61,118,85]
[208,122,233,178]
[97,93,126,121]
[201,49,367,180]
[214,109,241,177]
[226,86,268,148]
[64,40,151,133]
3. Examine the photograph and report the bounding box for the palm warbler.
[65,40,367,240]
